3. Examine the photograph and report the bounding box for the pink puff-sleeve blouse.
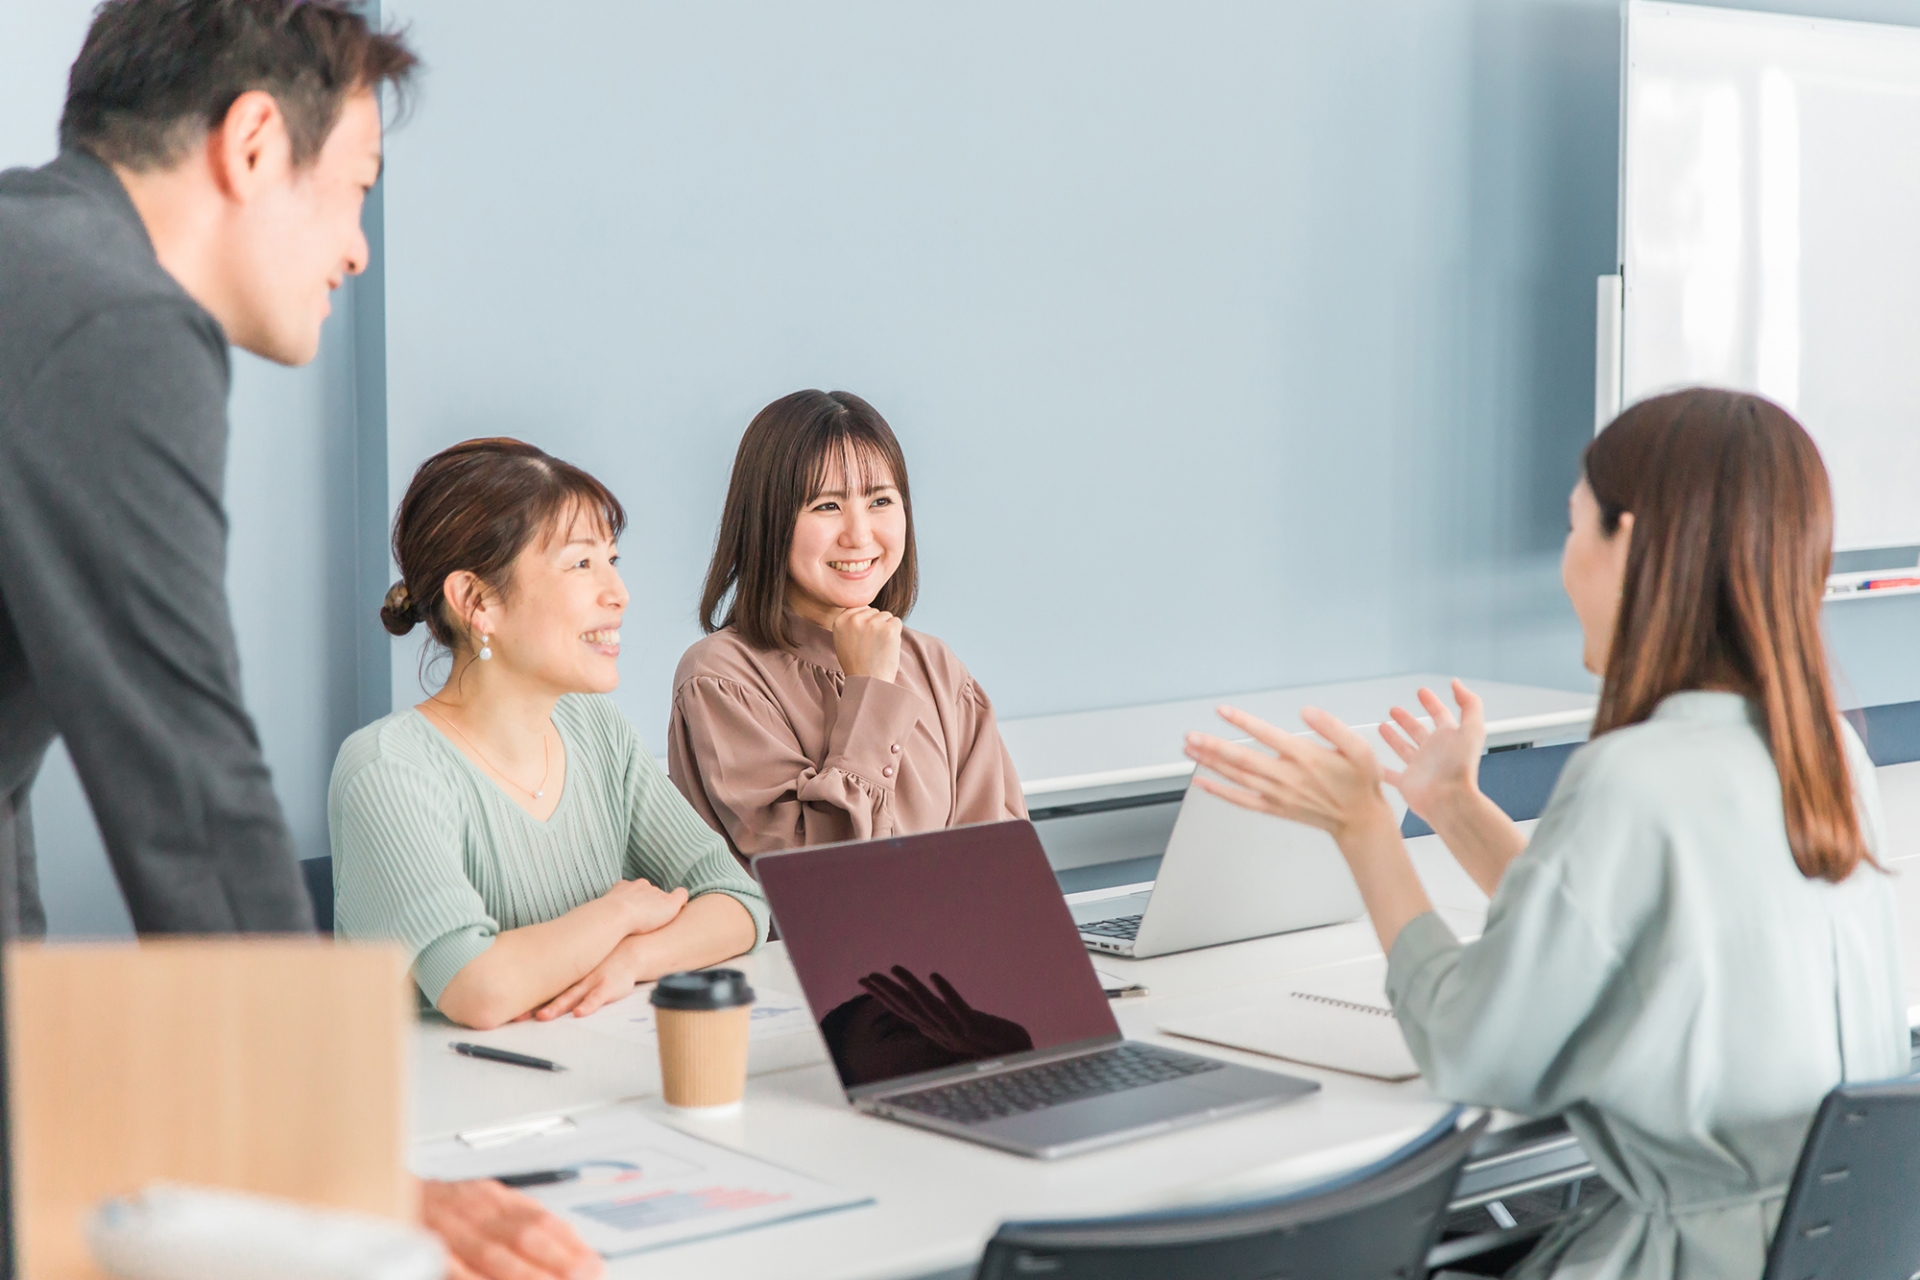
[666,614,1027,863]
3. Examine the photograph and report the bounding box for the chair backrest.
[300,855,335,934]
[975,1109,1490,1280]
[1763,1076,1920,1280]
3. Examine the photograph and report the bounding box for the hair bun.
[379,580,417,636]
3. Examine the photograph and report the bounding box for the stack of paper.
[413,1106,870,1258]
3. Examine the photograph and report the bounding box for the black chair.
[1762,1076,1920,1280]
[974,1108,1490,1280]
[299,856,334,935]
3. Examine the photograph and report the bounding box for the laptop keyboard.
[1079,914,1143,941]
[885,1043,1223,1126]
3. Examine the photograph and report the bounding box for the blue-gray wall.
[378,0,1604,733]
[8,0,1918,934]
[380,0,1917,741]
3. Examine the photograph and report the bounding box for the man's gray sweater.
[0,149,314,935]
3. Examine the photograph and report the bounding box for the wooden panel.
[6,939,414,1279]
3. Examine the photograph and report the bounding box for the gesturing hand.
[1378,680,1487,825]
[1183,705,1397,842]
[420,1177,604,1280]
[857,966,1034,1059]
[833,606,904,683]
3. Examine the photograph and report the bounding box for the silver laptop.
[755,821,1317,1159]
[1071,769,1406,959]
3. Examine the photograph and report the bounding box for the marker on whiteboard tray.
[1828,577,1920,595]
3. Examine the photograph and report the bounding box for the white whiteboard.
[1622,1,1920,552]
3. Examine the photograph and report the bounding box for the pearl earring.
[479,633,493,661]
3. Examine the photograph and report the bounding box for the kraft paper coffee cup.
[651,970,754,1113]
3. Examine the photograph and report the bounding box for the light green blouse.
[329,694,768,1004]
[1388,691,1908,1280]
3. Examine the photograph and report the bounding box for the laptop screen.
[756,821,1120,1092]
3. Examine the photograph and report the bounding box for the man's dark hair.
[60,0,419,172]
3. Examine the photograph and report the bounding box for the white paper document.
[574,986,816,1048]
[413,1106,871,1257]
[1159,959,1421,1083]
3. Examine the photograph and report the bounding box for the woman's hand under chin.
[1378,679,1488,825]
[832,606,903,683]
[1182,704,1397,842]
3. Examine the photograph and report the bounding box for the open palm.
[858,967,1034,1059]
[1379,680,1486,824]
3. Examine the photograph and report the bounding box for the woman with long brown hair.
[1185,389,1906,1280]
[668,390,1026,863]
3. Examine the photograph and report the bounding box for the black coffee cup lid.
[650,969,755,1011]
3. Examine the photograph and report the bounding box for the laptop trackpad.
[1071,892,1152,926]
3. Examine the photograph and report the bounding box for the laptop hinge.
[850,1035,1127,1105]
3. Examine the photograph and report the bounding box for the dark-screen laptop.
[756,820,1317,1159]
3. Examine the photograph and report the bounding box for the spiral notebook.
[1159,962,1421,1083]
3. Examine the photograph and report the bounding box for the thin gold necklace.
[424,701,553,800]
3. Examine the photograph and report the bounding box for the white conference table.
[411,760,1920,1280]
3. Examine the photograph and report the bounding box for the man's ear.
[207,89,290,201]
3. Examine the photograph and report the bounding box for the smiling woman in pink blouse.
[667,389,1027,863]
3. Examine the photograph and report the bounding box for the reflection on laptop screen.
[757,821,1120,1090]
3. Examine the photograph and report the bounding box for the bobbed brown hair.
[382,438,626,654]
[699,390,918,650]
[1584,387,1868,882]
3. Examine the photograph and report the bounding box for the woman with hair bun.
[330,438,765,1030]
[1185,389,1907,1280]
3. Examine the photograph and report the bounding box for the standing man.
[0,4,598,1277]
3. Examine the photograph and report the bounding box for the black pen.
[1103,984,1149,999]
[451,1042,567,1072]
[495,1168,580,1189]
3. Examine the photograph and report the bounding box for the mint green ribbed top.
[328,693,768,1004]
